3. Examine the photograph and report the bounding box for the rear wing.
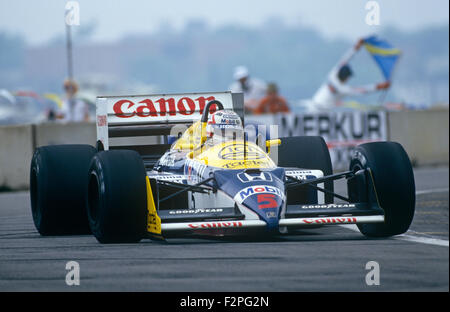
[96,91,244,168]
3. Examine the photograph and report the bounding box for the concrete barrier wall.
[0,125,33,190]
[0,122,96,190]
[0,110,448,190]
[388,109,449,166]
[35,122,96,147]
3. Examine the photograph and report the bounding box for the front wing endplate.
[146,176,162,235]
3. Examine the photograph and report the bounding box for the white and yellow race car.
[29,92,416,243]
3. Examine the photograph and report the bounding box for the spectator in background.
[57,79,89,122]
[254,83,290,115]
[229,66,267,114]
[311,38,390,111]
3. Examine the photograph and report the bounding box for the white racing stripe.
[339,224,449,247]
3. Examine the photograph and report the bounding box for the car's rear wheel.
[277,136,334,204]
[30,144,96,235]
[350,141,415,237]
[87,150,147,243]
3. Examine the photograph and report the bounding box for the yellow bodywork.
[171,121,203,150]
[146,120,281,232]
[194,141,276,169]
[171,120,277,169]
[146,176,161,235]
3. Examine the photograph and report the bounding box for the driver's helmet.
[206,110,244,141]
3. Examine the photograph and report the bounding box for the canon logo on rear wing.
[113,96,218,118]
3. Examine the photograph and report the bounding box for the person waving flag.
[311,38,392,111]
[363,36,401,81]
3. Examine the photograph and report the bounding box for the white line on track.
[339,188,449,246]
[339,225,449,247]
[395,233,449,247]
[415,188,449,195]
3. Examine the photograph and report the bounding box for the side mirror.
[266,139,281,154]
[177,143,194,150]
[266,139,281,147]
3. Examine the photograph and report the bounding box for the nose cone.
[214,168,286,232]
[235,185,285,231]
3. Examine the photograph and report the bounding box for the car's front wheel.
[87,150,148,243]
[350,141,415,237]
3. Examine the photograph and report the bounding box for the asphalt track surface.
[0,167,448,291]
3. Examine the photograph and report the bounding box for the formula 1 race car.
[29,92,416,243]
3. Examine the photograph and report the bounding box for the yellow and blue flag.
[363,36,401,81]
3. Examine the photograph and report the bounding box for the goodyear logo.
[234,185,285,204]
[300,203,356,209]
[218,144,266,160]
[169,208,223,215]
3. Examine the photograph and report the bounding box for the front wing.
[145,168,385,238]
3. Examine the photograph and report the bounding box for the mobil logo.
[234,185,284,204]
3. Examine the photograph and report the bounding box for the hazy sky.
[0,0,448,45]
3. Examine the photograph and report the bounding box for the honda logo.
[237,172,272,183]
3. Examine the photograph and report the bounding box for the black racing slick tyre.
[30,144,96,235]
[87,150,147,244]
[350,141,415,237]
[278,136,334,204]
